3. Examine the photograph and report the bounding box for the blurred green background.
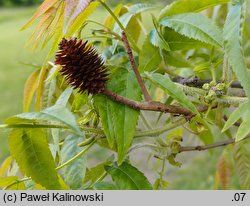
[0,0,241,189]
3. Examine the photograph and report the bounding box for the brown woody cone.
[55,38,108,94]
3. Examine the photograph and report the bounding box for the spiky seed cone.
[55,38,108,94]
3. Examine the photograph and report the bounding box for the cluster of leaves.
[0,0,250,190]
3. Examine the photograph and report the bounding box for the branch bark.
[179,136,250,153]
[102,89,211,117]
[173,76,243,89]
[102,89,194,116]
[121,31,152,102]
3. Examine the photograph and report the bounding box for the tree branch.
[121,31,152,102]
[173,76,243,89]
[179,136,250,153]
[102,89,194,116]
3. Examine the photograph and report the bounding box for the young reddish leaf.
[42,2,65,49]
[47,3,65,58]
[234,143,250,189]
[64,0,92,32]
[216,150,232,189]
[67,1,100,36]
[36,65,47,111]
[28,7,57,50]
[20,0,59,30]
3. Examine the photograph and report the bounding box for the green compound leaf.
[60,135,86,189]
[139,36,162,72]
[94,94,115,148]
[223,2,250,98]
[0,176,26,190]
[8,129,61,189]
[160,13,223,47]
[114,3,157,33]
[94,68,142,165]
[5,106,82,136]
[236,115,250,142]
[105,162,152,190]
[222,101,250,132]
[161,28,209,51]
[94,182,117,190]
[5,89,82,136]
[234,142,250,189]
[159,0,231,20]
[146,73,198,113]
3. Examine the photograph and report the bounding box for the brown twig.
[179,136,250,152]
[121,31,152,102]
[173,76,243,88]
[102,89,210,117]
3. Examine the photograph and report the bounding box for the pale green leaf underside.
[60,135,86,189]
[159,0,231,20]
[5,106,82,136]
[8,129,61,189]
[160,13,223,47]
[146,73,198,113]
[105,162,152,190]
[223,2,250,98]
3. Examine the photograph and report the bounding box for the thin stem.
[89,171,108,188]
[211,65,216,83]
[56,140,96,170]
[158,158,166,188]
[121,31,152,102]
[179,136,250,153]
[140,112,152,130]
[135,119,186,138]
[4,177,31,190]
[222,55,229,83]
[129,143,159,153]
[97,0,139,53]
[0,123,67,129]
[0,120,185,139]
